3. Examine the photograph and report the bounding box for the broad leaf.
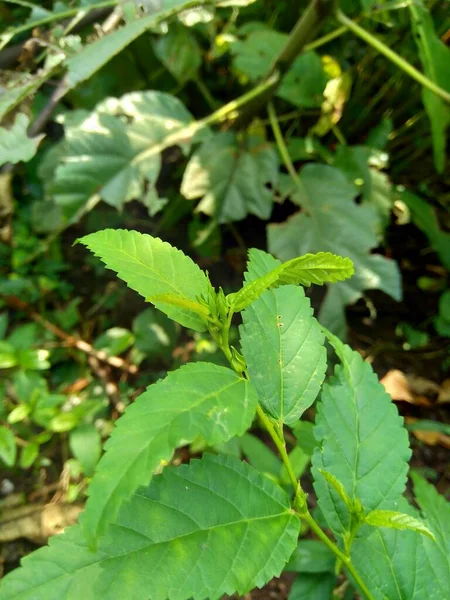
[81,362,258,544]
[288,573,336,600]
[364,509,435,539]
[0,114,44,166]
[231,30,326,107]
[268,164,401,337]
[412,473,450,599]
[244,247,281,282]
[241,285,326,424]
[79,229,209,331]
[229,252,353,312]
[398,188,450,269]
[181,131,279,223]
[0,425,16,467]
[51,91,195,221]
[0,454,299,600]
[311,335,411,537]
[239,433,283,477]
[409,0,450,172]
[154,23,201,83]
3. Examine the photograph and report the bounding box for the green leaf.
[154,23,201,83]
[0,426,16,467]
[7,404,31,424]
[0,454,299,600]
[19,442,39,469]
[79,229,210,331]
[241,285,326,424]
[148,294,211,317]
[81,362,258,544]
[50,412,80,433]
[291,420,317,456]
[409,0,450,172]
[288,573,336,600]
[69,425,101,477]
[0,341,18,368]
[245,247,281,282]
[93,327,135,357]
[181,131,279,223]
[286,540,335,574]
[412,473,450,599]
[229,252,353,312]
[268,164,401,337]
[0,114,44,166]
[239,432,283,477]
[398,187,450,269]
[64,2,205,90]
[364,509,435,539]
[52,91,195,221]
[231,30,326,107]
[317,469,357,513]
[132,307,178,358]
[311,336,411,537]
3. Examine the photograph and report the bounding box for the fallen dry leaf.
[0,503,82,545]
[438,379,450,404]
[380,370,432,406]
[405,418,450,449]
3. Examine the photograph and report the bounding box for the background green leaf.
[0,113,44,166]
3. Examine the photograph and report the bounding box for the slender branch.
[2,295,137,374]
[336,9,450,104]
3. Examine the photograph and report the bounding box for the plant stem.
[304,24,348,51]
[336,9,450,104]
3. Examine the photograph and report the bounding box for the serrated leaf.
[311,336,411,537]
[52,91,195,221]
[288,573,336,600]
[81,362,258,544]
[148,293,211,317]
[241,285,326,424]
[409,0,450,172]
[0,454,299,600]
[181,131,279,223]
[79,229,209,331]
[268,164,401,337]
[318,469,355,512]
[350,500,432,600]
[229,252,353,312]
[245,247,281,282]
[0,114,44,166]
[412,473,450,599]
[364,509,435,539]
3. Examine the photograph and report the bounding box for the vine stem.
[336,9,450,104]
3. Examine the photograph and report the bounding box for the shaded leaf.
[181,131,278,223]
[239,433,282,477]
[0,454,299,600]
[241,285,326,424]
[81,362,258,544]
[154,23,201,82]
[409,0,450,172]
[286,540,335,574]
[79,229,209,331]
[0,114,44,166]
[0,426,16,467]
[288,573,336,600]
[52,91,195,221]
[132,307,178,358]
[268,164,401,337]
[311,335,411,537]
[69,424,102,477]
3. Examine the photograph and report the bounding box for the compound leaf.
[311,335,411,537]
[268,164,401,337]
[81,362,258,544]
[0,454,299,600]
[79,229,209,331]
[241,285,326,424]
[364,509,435,539]
[181,131,279,223]
[52,91,195,221]
[409,0,450,172]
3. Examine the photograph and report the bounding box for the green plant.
[1,228,448,600]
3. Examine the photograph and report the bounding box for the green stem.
[336,9,450,104]
[304,24,348,52]
[1,0,117,46]
[303,513,376,600]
